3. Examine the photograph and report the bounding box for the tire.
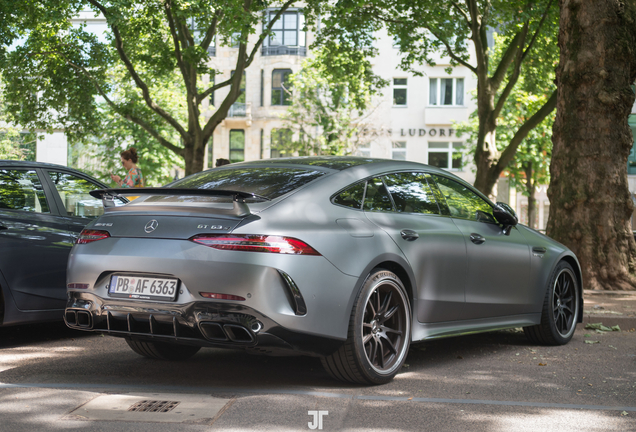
[321,269,411,385]
[524,261,580,345]
[125,338,201,361]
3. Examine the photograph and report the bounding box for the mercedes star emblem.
[144,220,159,233]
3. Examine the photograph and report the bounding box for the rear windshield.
[170,167,326,200]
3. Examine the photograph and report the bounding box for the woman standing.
[110,147,144,188]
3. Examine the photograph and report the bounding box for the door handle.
[400,229,419,241]
[532,246,547,254]
[470,233,485,244]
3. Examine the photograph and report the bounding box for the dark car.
[0,160,123,326]
[65,157,582,384]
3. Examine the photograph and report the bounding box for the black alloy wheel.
[524,261,580,345]
[552,267,577,338]
[322,269,411,385]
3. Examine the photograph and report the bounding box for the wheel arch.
[558,254,584,323]
[350,253,417,313]
[373,261,414,305]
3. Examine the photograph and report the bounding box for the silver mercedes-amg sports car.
[65,157,582,384]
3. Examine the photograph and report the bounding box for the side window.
[47,171,104,218]
[363,177,394,212]
[430,174,496,223]
[384,172,440,215]
[0,169,50,213]
[333,181,365,210]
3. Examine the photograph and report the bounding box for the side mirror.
[493,202,518,235]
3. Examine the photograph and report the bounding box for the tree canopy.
[279,43,386,157]
[0,0,324,175]
[320,0,560,196]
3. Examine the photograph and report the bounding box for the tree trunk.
[183,137,206,176]
[547,0,636,290]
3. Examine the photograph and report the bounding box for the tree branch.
[86,0,188,139]
[495,90,557,171]
[52,49,183,155]
[200,10,222,52]
[198,75,234,102]
[466,0,487,75]
[162,1,195,97]
[490,26,527,90]
[520,0,556,62]
[450,1,471,26]
[424,26,477,73]
[245,0,295,68]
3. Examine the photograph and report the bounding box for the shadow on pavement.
[0,321,90,348]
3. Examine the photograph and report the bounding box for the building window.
[229,71,246,117]
[428,142,463,169]
[271,128,292,158]
[210,72,215,107]
[207,137,214,168]
[392,141,406,160]
[429,78,464,106]
[271,69,292,106]
[393,78,407,106]
[229,130,245,163]
[189,18,216,56]
[260,69,264,107]
[260,129,264,159]
[262,9,306,56]
[356,144,371,158]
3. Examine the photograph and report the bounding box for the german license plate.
[109,275,178,301]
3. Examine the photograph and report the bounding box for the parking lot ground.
[0,289,634,431]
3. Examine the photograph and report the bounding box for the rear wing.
[89,188,270,218]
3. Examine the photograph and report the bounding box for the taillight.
[76,229,111,244]
[190,234,321,255]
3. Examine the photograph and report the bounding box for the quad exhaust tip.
[66,309,93,328]
[199,321,255,343]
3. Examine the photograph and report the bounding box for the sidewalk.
[582,289,636,330]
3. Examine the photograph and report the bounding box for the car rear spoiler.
[89,188,270,218]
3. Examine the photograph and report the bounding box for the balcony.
[261,46,307,56]
[229,102,248,117]
[223,102,252,126]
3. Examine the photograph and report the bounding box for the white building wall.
[36,132,67,166]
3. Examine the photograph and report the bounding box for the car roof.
[0,159,80,171]
[227,156,452,175]
[0,160,107,186]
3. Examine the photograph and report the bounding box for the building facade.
[205,18,478,188]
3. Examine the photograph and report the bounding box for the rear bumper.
[65,292,343,357]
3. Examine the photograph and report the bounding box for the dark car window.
[47,171,105,218]
[364,177,394,212]
[430,174,496,223]
[384,172,440,215]
[0,169,50,213]
[170,167,325,200]
[333,181,365,209]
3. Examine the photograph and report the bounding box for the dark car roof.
[0,160,108,187]
[0,159,78,170]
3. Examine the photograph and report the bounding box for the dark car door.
[361,172,468,323]
[0,168,75,311]
[429,174,533,319]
